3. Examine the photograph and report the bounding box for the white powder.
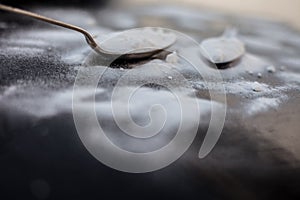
[98,27,176,54]
[277,72,300,84]
[166,52,179,64]
[194,80,277,97]
[246,97,283,115]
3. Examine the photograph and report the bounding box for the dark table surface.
[0,2,300,200]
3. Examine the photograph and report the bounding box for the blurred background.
[1,0,300,29]
[128,0,300,29]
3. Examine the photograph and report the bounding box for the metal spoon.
[0,4,176,60]
[200,28,245,65]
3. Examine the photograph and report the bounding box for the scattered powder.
[193,79,295,115]
[0,85,219,121]
[257,73,262,78]
[246,97,283,115]
[251,81,263,92]
[277,72,300,84]
[194,80,275,97]
[166,52,179,64]
[246,70,253,75]
[280,66,286,71]
[266,65,276,73]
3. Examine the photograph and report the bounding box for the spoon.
[200,28,245,65]
[0,4,176,60]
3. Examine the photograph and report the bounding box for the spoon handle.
[0,4,99,50]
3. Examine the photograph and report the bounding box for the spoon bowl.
[94,27,176,60]
[200,29,245,65]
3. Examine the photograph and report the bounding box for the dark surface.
[0,3,300,200]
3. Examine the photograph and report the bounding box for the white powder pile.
[97,27,176,54]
